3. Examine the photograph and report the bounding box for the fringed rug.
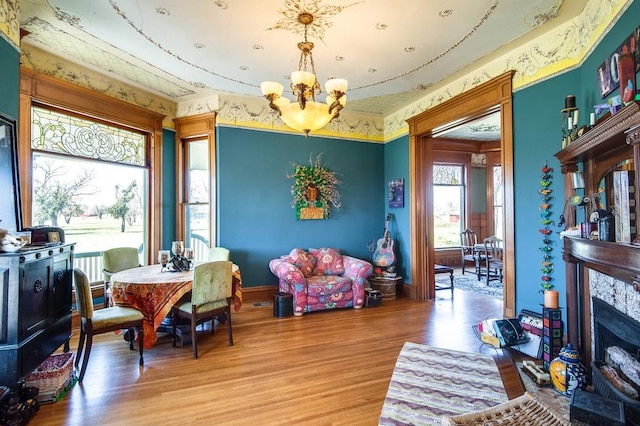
[379,342,509,425]
[436,275,503,300]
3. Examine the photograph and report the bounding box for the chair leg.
[75,329,86,369]
[78,334,93,383]
[138,327,144,366]
[191,317,198,359]
[226,307,233,347]
[171,310,178,348]
[128,328,135,350]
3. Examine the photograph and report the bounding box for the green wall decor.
[288,154,341,220]
[539,162,554,292]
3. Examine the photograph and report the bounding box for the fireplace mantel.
[563,237,640,284]
[555,101,640,362]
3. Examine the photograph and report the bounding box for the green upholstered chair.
[207,247,231,261]
[73,268,144,383]
[171,261,234,359]
[102,247,140,307]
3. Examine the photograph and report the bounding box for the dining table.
[109,263,242,349]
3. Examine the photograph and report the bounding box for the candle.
[544,290,559,309]
[590,112,595,126]
[567,117,573,129]
[573,110,579,127]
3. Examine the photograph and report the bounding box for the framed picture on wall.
[0,111,22,233]
[388,179,404,208]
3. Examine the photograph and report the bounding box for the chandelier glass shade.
[261,13,347,136]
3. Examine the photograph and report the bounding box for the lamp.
[261,12,347,137]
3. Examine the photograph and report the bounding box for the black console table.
[0,243,75,389]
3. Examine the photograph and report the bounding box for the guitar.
[372,213,395,267]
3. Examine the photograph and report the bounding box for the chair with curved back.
[482,235,503,286]
[171,260,234,359]
[73,268,144,382]
[102,247,141,307]
[459,229,479,276]
[208,247,230,261]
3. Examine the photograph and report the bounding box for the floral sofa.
[269,248,373,316]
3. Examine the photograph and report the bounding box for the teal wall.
[384,135,410,281]
[0,37,19,119]
[513,71,580,313]
[470,167,487,213]
[161,128,177,249]
[216,126,384,288]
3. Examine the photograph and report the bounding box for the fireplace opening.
[592,297,640,424]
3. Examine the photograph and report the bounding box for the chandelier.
[261,12,347,136]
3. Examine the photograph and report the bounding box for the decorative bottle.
[549,343,589,397]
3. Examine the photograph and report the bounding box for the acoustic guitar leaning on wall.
[372,213,395,267]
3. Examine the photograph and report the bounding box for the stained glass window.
[31,106,146,166]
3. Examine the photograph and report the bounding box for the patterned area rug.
[436,274,503,300]
[379,342,509,425]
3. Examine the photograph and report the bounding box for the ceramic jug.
[549,343,589,397]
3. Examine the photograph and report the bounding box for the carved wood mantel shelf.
[554,101,640,361]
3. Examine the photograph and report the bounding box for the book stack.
[613,170,636,243]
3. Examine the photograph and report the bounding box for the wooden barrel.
[369,278,398,300]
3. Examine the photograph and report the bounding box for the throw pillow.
[288,248,316,277]
[309,247,345,276]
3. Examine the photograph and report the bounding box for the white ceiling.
[20,0,587,117]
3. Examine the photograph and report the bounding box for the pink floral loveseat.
[269,248,373,316]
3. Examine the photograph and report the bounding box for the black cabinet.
[0,243,74,389]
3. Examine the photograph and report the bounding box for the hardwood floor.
[30,288,525,426]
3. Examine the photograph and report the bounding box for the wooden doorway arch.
[406,71,515,317]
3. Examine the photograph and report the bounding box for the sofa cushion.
[306,275,352,296]
[309,247,345,276]
[286,248,316,277]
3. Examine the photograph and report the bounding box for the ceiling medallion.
[266,0,362,40]
[261,11,347,136]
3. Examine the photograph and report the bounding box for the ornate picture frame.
[0,111,22,233]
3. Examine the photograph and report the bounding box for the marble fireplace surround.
[590,270,640,362]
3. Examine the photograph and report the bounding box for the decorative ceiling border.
[383,0,631,141]
[20,44,178,129]
[21,16,195,99]
[0,0,20,49]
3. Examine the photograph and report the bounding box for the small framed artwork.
[388,179,404,208]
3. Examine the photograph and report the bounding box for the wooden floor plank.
[30,288,527,425]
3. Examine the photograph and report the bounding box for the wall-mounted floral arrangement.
[288,154,341,220]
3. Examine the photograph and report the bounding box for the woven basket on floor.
[442,392,571,426]
[24,352,74,394]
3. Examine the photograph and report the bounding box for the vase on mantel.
[549,343,589,397]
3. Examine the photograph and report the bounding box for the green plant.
[288,154,341,219]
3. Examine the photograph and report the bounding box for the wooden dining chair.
[459,229,479,276]
[102,247,141,307]
[208,247,231,261]
[73,268,144,383]
[172,261,234,359]
[482,236,503,286]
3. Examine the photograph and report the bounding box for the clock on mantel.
[553,100,640,358]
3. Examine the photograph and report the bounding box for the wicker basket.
[442,392,571,425]
[24,352,74,394]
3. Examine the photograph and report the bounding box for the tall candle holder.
[165,240,193,272]
[561,95,579,148]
